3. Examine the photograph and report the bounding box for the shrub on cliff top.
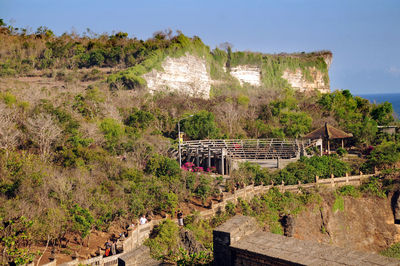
[362,141,400,171]
[273,155,351,185]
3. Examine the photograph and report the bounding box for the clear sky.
[1,0,399,94]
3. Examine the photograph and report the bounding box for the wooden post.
[328,140,331,155]
[196,148,200,167]
[221,148,225,176]
[320,143,323,156]
[208,147,211,169]
[226,157,230,176]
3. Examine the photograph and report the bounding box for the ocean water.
[358,93,400,117]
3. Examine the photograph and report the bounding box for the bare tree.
[0,103,20,156]
[26,113,62,160]
[215,102,241,136]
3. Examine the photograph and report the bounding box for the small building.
[303,123,353,155]
[377,125,398,135]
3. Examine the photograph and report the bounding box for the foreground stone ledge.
[214,215,399,266]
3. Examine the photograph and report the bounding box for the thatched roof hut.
[303,123,353,154]
[303,123,353,140]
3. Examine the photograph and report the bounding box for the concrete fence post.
[345,172,349,184]
[315,175,319,183]
[331,174,335,188]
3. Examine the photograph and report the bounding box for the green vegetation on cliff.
[0,21,330,94]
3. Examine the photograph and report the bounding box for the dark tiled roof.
[303,123,353,140]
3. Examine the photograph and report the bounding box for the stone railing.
[198,172,373,219]
[55,221,160,266]
[52,172,373,266]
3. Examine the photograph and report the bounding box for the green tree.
[371,102,394,125]
[280,112,312,138]
[145,154,181,178]
[124,109,155,130]
[181,111,219,139]
[99,118,125,152]
[0,216,38,265]
[69,204,94,244]
[364,141,400,170]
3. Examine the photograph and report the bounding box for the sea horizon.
[358,92,400,118]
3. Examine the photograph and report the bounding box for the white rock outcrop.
[282,67,330,93]
[230,65,261,86]
[143,54,211,98]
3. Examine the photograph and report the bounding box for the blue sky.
[1,0,399,94]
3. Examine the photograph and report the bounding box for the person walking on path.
[177,210,184,226]
[139,214,147,225]
[104,241,111,257]
[111,240,117,255]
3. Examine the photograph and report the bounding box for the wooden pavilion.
[303,123,353,155]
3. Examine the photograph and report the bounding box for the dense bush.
[362,141,400,171]
[145,219,180,260]
[274,155,351,185]
[181,110,219,140]
[99,118,125,153]
[124,109,155,130]
[145,154,181,178]
[381,242,400,259]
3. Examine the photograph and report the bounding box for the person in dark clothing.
[104,241,111,257]
[177,210,183,226]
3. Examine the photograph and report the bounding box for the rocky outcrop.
[282,67,330,93]
[230,65,261,86]
[179,228,206,254]
[282,53,332,93]
[293,194,400,253]
[143,54,211,98]
[142,52,332,97]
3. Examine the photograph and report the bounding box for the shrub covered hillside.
[0,20,330,95]
[0,21,399,264]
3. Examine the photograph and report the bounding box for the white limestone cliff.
[282,67,330,93]
[230,65,261,86]
[143,54,211,98]
[142,52,332,98]
[281,54,332,93]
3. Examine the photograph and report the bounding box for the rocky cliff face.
[143,54,211,98]
[281,53,332,93]
[282,67,330,93]
[293,193,400,253]
[230,65,261,87]
[141,52,332,98]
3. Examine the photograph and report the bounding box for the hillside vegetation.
[0,21,399,264]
